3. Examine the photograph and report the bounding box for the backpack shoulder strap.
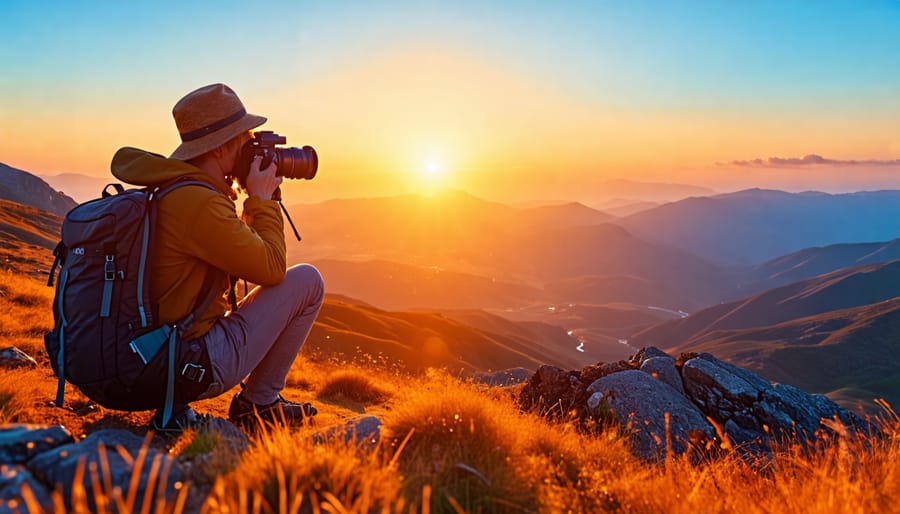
[154,179,220,200]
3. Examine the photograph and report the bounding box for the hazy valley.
[4,163,900,413]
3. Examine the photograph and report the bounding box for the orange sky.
[2,3,898,204]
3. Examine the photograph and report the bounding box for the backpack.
[45,180,218,426]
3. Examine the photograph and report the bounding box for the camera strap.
[279,201,302,242]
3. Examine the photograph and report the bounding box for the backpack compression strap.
[158,269,220,428]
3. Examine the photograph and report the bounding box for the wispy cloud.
[721,154,900,167]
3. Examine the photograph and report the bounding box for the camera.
[233,131,318,187]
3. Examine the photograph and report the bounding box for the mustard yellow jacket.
[111,147,286,340]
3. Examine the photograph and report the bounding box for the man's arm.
[187,192,287,286]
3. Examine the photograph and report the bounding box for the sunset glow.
[0,2,897,204]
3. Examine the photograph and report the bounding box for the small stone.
[0,347,38,369]
[314,416,382,447]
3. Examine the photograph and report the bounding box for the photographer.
[110,83,324,431]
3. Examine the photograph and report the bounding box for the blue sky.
[1,1,898,201]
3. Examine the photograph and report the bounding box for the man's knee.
[286,263,325,303]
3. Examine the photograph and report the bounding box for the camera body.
[233,130,318,187]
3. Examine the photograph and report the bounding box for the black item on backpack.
[45,180,219,427]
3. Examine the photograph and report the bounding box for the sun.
[417,159,449,192]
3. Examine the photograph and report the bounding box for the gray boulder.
[203,416,251,454]
[0,424,74,465]
[518,365,587,419]
[680,352,864,446]
[586,370,714,460]
[0,347,37,369]
[27,429,185,512]
[0,465,54,514]
[315,416,382,448]
[629,346,671,365]
[640,356,685,395]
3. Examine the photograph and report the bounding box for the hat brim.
[169,113,267,161]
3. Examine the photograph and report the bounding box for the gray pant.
[196,263,324,405]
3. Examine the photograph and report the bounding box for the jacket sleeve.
[185,193,287,286]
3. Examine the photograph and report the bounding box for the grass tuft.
[0,373,25,423]
[204,427,403,513]
[317,369,393,404]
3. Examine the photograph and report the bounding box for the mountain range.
[287,191,733,311]
[4,163,900,412]
[632,259,900,349]
[615,189,900,266]
[737,238,900,296]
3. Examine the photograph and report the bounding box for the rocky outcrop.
[0,426,186,512]
[586,370,714,459]
[680,353,861,447]
[520,347,866,461]
[519,365,589,419]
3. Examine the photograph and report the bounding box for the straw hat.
[169,83,267,160]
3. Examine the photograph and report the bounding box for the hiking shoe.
[150,404,201,435]
[228,392,317,426]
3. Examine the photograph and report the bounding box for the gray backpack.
[46,180,217,426]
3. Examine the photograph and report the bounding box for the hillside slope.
[0,198,61,277]
[737,238,900,296]
[632,259,900,348]
[305,294,586,372]
[0,162,77,216]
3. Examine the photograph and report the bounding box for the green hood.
[110,147,228,193]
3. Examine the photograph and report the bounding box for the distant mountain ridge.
[288,191,733,311]
[594,179,715,203]
[631,259,900,349]
[38,172,112,203]
[0,163,77,216]
[616,188,900,266]
[738,238,900,295]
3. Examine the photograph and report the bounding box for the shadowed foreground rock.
[520,347,867,461]
[28,429,186,512]
[0,425,74,464]
[586,370,714,459]
[1,464,55,514]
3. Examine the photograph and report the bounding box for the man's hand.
[245,155,283,201]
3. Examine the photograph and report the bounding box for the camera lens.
[275,146,318,180]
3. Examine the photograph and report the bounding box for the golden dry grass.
[5,270,900,513]
[317,368,394,404]
[0,268,55,359]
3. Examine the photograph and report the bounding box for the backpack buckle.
[181,363,206,383]
[104,255,116,281]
